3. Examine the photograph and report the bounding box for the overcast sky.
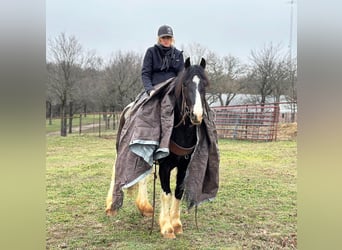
[46,0,297,64]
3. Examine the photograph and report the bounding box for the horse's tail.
[106,102,135,216]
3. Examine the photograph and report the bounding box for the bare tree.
[73,52,104,116]
[181,42,209,65]
[181,43,245,106]
[104,51,143,111]
[246,43,290,106]
[285,57,297,121]
[46,67,59,124]
[206,53,245,106]
[47,32,84,136]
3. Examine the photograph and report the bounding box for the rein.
[149,161,157,235]
[174,81,202,128]
[172,82,197,156]
[174,83,189,128]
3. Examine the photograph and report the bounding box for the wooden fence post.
[98,113,101,137]
[79,113,82,134]
[112,113,115,130]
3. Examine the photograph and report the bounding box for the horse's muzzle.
[190,113,203,125]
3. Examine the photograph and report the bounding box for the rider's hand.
[149,90,156,97]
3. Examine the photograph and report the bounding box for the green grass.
[46,134,297,249]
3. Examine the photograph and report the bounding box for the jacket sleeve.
[141,48,154,93]
[176,51,185,75]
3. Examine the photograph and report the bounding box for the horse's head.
[176,57,209,125]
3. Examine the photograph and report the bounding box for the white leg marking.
[136,177,153,217]
[159,192,175,238]
[170,197,183,234]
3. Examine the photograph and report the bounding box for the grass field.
[46,133,297,249]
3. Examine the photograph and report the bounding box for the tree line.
[46,32,297,136]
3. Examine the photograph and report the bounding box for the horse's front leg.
[135,177,153,217]
[171,164,187,234]
[170,197,182,234]
[159,164,176,238]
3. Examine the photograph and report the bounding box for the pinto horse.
[106,57,210,239]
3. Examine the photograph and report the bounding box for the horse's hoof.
[141,209,153,217]
[173,224,183,235]
[136,201,153,217]
[143,203,154,217]
[105,208,117,217]
[160,225,176,239]
[162,232,176,239]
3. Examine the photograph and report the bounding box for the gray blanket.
[111,78,219,210]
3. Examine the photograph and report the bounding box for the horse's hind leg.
[135,177,153,217]
[105,162,117,216]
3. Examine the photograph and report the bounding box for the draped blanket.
[111,78,220,210]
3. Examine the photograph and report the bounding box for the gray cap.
[158,25,173,37]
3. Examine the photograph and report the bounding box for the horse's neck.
[172,100,197,148]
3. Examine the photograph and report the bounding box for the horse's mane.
[174,65,210,100]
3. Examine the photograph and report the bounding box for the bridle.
[174,81,202,128]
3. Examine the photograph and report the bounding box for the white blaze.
[192,75,203,121]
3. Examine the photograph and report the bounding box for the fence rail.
[212,103,287,141]
[46,112,121,137]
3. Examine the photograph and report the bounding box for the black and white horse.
[106,58,209,238]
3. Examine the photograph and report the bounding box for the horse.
[106,57,211,239]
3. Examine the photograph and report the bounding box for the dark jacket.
[141,45,184,93]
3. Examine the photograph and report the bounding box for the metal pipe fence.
[47,103,296,141]
[211,103,293,141]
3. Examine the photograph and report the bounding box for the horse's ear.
[200,58,206,69]
[185,57,191,69]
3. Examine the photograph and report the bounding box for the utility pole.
[289,0,294,61]
[288,0,296,122]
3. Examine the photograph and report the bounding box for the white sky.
[46,0,297,64]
